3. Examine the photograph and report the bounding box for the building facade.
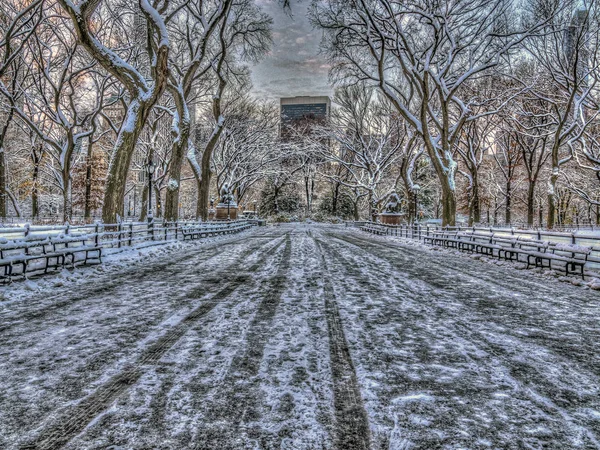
[280,96,331,138]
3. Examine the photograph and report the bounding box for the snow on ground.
[0,230,255,304]
[0,224,599,449]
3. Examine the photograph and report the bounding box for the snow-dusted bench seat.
[181,222,251,240]
[423,230,469,249]
[0,235,102,283]
[360,223,387,236]
[521,242,591,279]
[423,231,590,279]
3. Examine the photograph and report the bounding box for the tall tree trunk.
[526,181,536,226]
[84,140,94,222]
[63,176,72,223]
[164,87,191,222]
[198,118,225,221]
[139,185,148,222]
[441,182,456,226]
[103,101,157,224]
[505,180,512,224]
[0,105,15,219]
[547,171,558,229]
[368,191,378,222]
[471,172,481,225]
[31,154,41,219]
[58,0,170,226]
[0,149,6,219]
[332,182,340,215]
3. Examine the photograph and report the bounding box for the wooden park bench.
[51,235,102,267]
[360,223,387,236]
[522,241,591,279]
[423,230,467,249]
[0,235,102,283]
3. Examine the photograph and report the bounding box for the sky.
[249,0,334,102]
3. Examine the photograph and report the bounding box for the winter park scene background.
[1,0,600,449]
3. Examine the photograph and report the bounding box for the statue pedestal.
[208,208,216,221]
[379,213,403,225]
[216,203,237,220]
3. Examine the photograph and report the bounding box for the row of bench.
[361,224,592,279]
[180,222,252,240]
[1,235,102,282]
[1,221,254,283]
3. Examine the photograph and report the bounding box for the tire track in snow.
[324,231,600,448]
[18,235,289,450]
[0,239,241,333]
[330,232,600,373]
[193,233,293,449]
[314,238,371,450]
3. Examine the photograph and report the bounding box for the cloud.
[249,0,333,101]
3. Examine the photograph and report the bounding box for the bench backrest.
[0,239,50,259]
[550,243,592,261]
[516,237,548,252]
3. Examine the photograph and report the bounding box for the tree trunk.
[368,191,378,222]
[0,150,6,219]
[198,120,225,221]
[332,182,340,215]
[0,107,14,219]
[441,183,456,227]
[526,181,536,226]
[471,173,481,225]
[198,162,213,222]
[273,185,281,215]
[493,197,498,225]
[102,101,155,225]
[547,172,558,229]
[164,89,191,222]
[139,185,148,222]
[84,140,94,222]
[505,180,512,225]
[63,176,72,223]
[32,161,40,219]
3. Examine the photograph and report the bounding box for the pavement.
[1,224,599,449]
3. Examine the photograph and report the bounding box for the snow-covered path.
[1,224,599,449]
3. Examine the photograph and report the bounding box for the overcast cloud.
[250,1,334,101]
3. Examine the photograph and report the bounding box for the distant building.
[280,96,331,138]
[280,96,331,122]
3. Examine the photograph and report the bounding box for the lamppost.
[253,200,257,217]
[147,159,155,238]
[227,196,231,221]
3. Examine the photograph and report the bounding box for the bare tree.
[0,0,44,218]
[315,85,406,222]
[58,0,170,224]
[212,98,279,204]
[312,0,543,225]
[522,0,600,228]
